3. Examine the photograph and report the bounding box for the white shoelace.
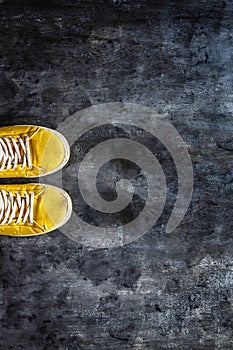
[0,135,32,171]
[0,190,34,225]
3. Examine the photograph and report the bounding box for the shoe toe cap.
[39,129,70,175]
[42,185,72,232]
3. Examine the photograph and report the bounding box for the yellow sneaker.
[0,125,70,177]
[0,184,72,236]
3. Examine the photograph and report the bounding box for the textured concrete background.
[0,0,233,349]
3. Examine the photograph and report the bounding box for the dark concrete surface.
[0,0,233,349]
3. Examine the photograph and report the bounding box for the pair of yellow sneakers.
[0,125,72,237]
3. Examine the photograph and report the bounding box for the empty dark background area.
[0,1,233,349]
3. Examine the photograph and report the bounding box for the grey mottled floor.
[0,1,233,349]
